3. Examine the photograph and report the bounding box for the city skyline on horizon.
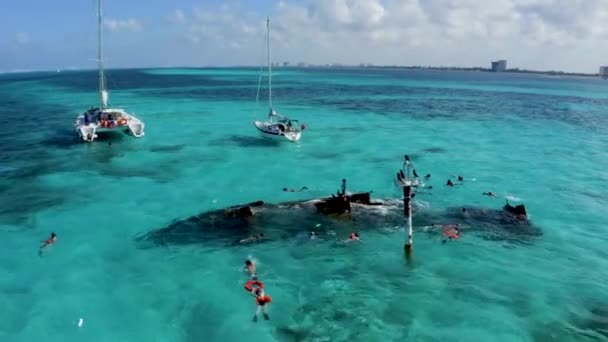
[2,0,608,74]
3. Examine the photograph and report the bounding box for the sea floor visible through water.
[1,67,608,342]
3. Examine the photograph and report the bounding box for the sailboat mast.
[98,0,107,109]
[267,17,272,110]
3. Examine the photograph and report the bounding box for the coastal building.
[491,60,507,72]
[600,66,608,78]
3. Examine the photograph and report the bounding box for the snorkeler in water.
[244,259,256,278]
[345,232,360,242]
[244,280,271,322]
[39,233,56,256]
[442,226,461,244]
[232,233,264,246]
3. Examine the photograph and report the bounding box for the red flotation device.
[244,280,264,293]
[443,229,459,239]
[256,295,272,305]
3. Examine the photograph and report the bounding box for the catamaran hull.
[253,121,301,142]
[75,115,145,142]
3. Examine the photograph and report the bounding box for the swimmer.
[424,174,431,179]
[244,259,256,278]
[232,233,264,246]
[39,233,56,255]
[283,186,308,192]
[244,279,271,322]
[252,287,271,322]
[462,207,467,214]
[309,231,318,240]
[446,179,455,187]
[457,176,464,181]
[442,226,460,244]
[483,191,498,198]
[347,232,360,242]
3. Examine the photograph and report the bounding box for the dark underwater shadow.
[209,135,281,148]
[40,128,83,149]
[422,147,447,154]
[149,144,187,153]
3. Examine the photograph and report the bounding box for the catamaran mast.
[98,0,107,109]
[267,17,272,111]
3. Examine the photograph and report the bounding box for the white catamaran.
[74,0,145,142]
[253,18,304,142]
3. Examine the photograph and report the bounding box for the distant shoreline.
[290,65,601,78]
[0,65,604,79]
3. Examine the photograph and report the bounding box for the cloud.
[168,9,186,24]
[183,4,262,48]
[155,0,608,71]
[15,32,30,45]
[104,18,143,32]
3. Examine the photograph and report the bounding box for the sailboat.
[253,18,304,142]
[74,0,145,142]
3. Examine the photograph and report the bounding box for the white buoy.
[78,318,84,328]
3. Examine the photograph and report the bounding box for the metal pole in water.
[403,183,413,258]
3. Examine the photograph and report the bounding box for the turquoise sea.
[1,67,608,342]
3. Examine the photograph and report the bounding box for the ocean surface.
[1,67,608,342]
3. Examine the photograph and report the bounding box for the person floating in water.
[346,232,360,242]
[283,186,308,192]
[232,233,264,246]
[244,280,271,322]
[442,225,460,244]
[244,259,256,279]
[483,191,498,198]
[39,233,56,255]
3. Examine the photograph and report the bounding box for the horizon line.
[0,64,602,77]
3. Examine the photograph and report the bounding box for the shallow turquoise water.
[2,68,608,341]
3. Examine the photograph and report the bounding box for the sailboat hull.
[254,121,301,142]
